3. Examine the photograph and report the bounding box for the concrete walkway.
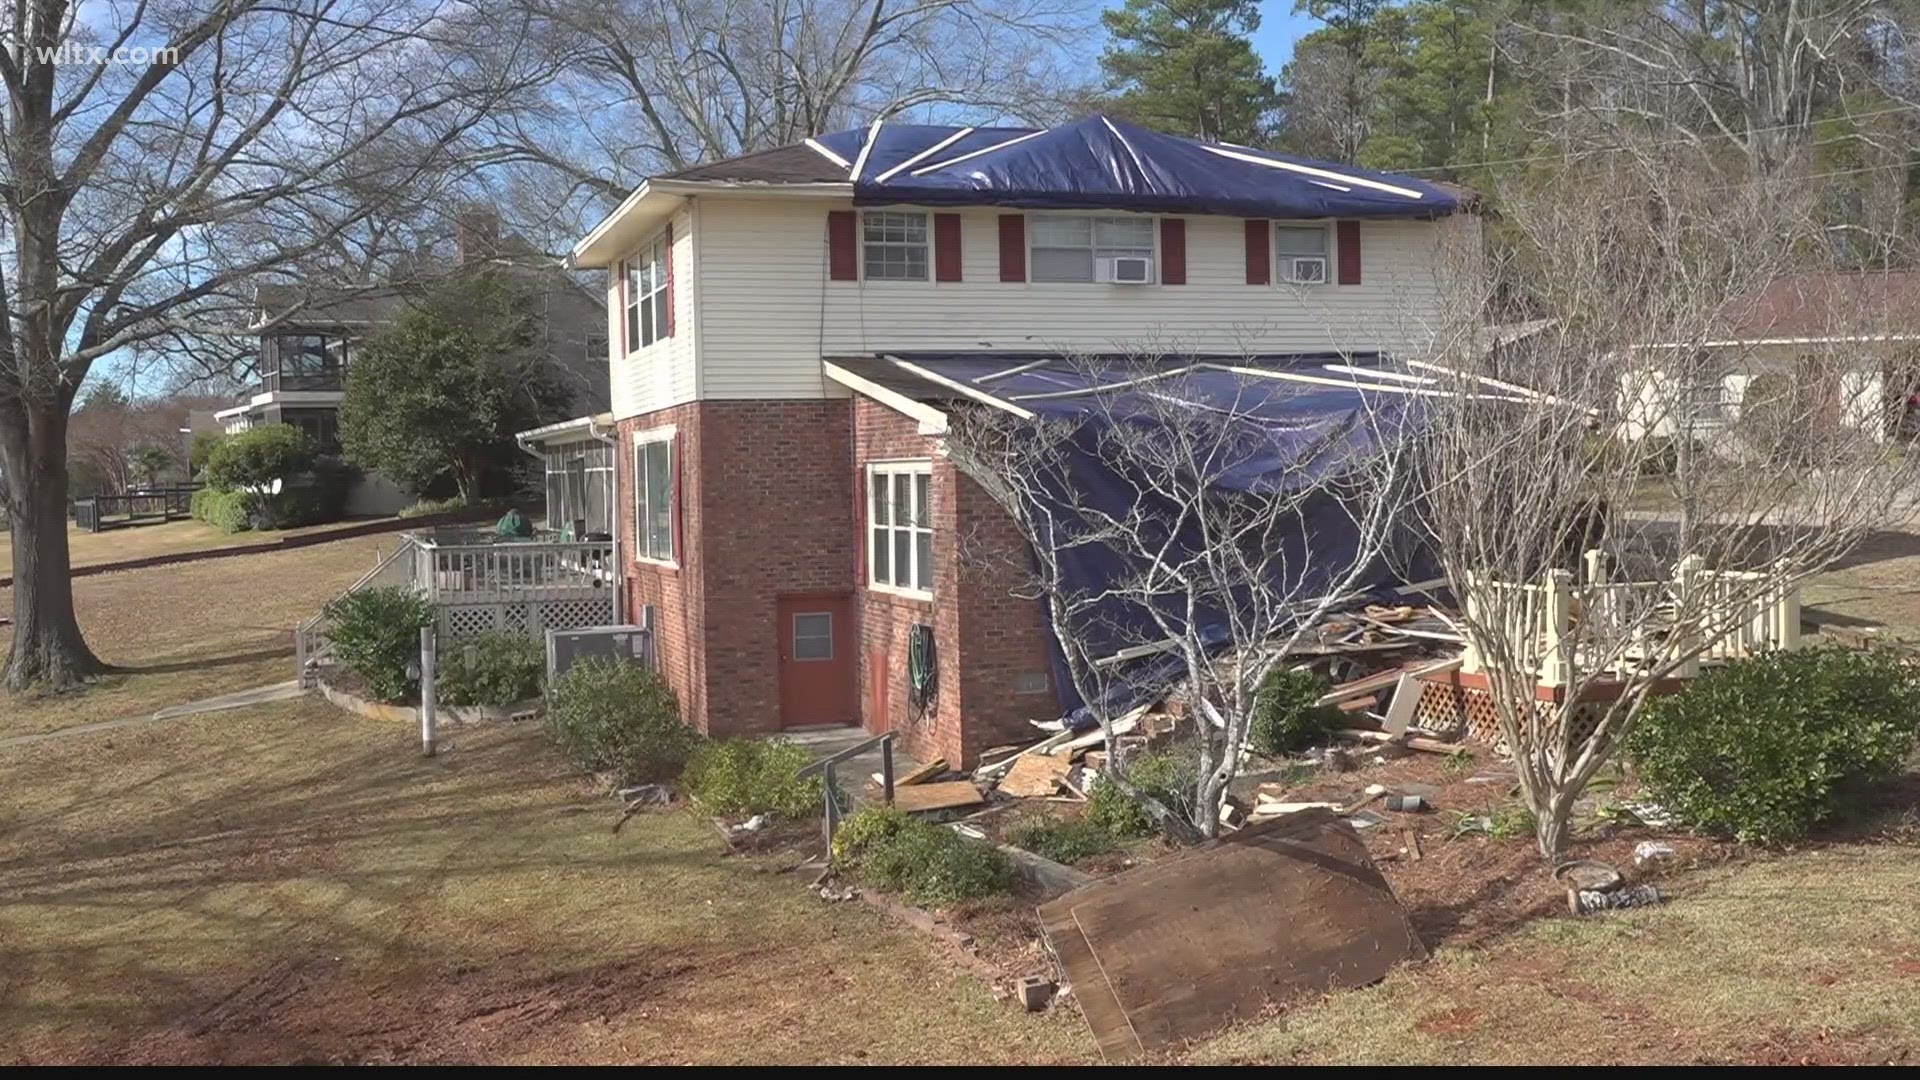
[0,681,306,749]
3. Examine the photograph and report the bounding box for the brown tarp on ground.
[1039,807,1425,1061]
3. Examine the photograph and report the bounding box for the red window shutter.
[1244,219,1270,285]
[997,214,1026,282]
[662,222,676,336]
[828,210,859,281]
[670,433,685,563]
[853,465,866,584]
[1336,220,1362,285]
[934,213,963,282]
[616,262,627,354]
[1160,217,1187,285]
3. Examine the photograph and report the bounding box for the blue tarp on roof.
[893,353,1433,724]
[818,116,1457,220]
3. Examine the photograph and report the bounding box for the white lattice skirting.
[440,596,616,640]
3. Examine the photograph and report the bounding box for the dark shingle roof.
[663,143,850,184]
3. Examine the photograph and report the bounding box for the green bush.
[1249,667,1341,756]
[189,430,226,475]
[682,739,822,819]
[1627,647,1920,843]
[544,657,696,782]
[203,423,313,491]
[324,586,435,702]
[1010,816,1119,864]
[1085,745,1197,839]
[832,806,1014,906]
[190,486,255,533]
[273,465,353,527]
[438,632,543,707]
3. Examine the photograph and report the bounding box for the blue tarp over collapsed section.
[894,354,1433,728]
[816,116,1459,220]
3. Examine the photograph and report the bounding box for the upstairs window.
[1030,215,1155,282]
[869,461,932,595]
[1275,225,1330,284]
[623,233,669,350]
[633,433,674,562]
[862,211,928,281]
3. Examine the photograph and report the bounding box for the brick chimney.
[455,205,500,265]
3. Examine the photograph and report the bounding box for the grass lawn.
[0,517,399,574]
[1199,842,1920,1064]
[0,533,399,739]
[1803,529,1920,640]
[0,701,1087,1064]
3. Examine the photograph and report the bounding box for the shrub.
[324,586,436,702]
[272,465,352,528]
[1010,816,1119,864]
[1627,647,1920,843]
[438,632,544,707]
[189,430,226,475]
[399,495,466,519]
[1249,666,1341,756]
[190,486,255,533]
[1085,744,1197,839]
[682,738,822,819]
[544,657,696,782]
[203,423,313,491]
[833,806,1014,906]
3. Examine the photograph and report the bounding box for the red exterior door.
[777,595,855,727]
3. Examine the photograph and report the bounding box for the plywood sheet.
[889,780,985,813]
[998,752,1070,798]
[1039,809,1424,1060]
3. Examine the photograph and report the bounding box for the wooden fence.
[71,485,199,532]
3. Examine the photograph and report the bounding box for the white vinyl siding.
[692,200,1464,400]
[1030,215,1155,283]
[868,462,932,596]
[862,210,928,281]
[633,432,674,563]
[609,205,696,419]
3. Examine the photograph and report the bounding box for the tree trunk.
[4,405,104,689]
[1533,788,1573,861]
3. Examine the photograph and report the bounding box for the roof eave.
[571,179,855,269]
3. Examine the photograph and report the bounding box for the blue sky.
[1248,4,1322,71]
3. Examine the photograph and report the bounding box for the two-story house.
[221,209,609,516]
[565,115,1473,767]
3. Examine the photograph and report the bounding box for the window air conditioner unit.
[1283,256,1328,284]
[1101,255,1154,284]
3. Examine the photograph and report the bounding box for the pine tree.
[1100,0,1279,144]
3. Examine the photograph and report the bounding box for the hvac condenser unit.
[546,624,655,683]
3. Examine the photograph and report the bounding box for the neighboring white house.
[1620,270,1920,444]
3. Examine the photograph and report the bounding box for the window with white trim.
[633,434,674,562]
[861,210,928,281]
[869,462,933,594]
[1030,214,1155,282]
[1275,224,1330,284]
[623,233,669,350]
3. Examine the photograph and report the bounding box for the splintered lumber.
[1316,666,1409,707]
[891,780,987,814]
[973,729,1074,780]
[1335,729,1467,755]
[999,752,1073,798]
[896,758,947,786]
[1038,810,1425,1061]
[1048,706,1147,757]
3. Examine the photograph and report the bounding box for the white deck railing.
[1460,551,1801,687]
[411,539,614,604]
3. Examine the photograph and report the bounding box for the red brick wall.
[619,395,1054,763]
[851,400,1057,766]
[617,399,854,738]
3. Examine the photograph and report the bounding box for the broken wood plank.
[896,758,947,786]
[890,780,987,813]
[999,752,1072,798]
[973,729,1075,779]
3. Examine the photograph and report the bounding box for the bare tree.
[1412,155,1920,859]
[945,354,1415,841]
[468,0,1097,225]
[0,1,546,688]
